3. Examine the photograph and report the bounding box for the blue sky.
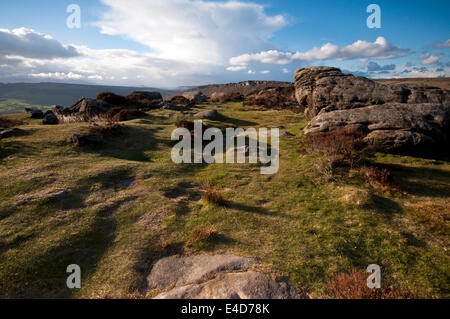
[0,0,448,87]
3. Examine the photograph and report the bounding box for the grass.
[0,102,448,299]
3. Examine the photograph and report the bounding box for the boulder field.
[295,67,450,152]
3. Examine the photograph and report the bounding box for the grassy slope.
[0,103,449,298]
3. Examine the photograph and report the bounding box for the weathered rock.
[147,254,258,290]
[24,108,44,119]
[183,91,207,103]
[210,92,226,103]
[42,113,59,125]
[53,98,112,118]
[154,271,300,299]
[195,109,218,120]
[18,190,67,205]
[295,67,449,119]
[71,134,99,147]
[304,103,450,151]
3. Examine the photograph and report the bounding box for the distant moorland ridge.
[0,82,179,107]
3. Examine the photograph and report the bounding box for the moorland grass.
[0,102,448,298]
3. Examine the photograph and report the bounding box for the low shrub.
[327,268,425,299]
[97,92,128,106]
[88,121,123,138]
[106,108,146,122]
[359,165,393,186]
[187,226,217,247]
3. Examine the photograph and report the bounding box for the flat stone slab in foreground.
[147,254,301,299]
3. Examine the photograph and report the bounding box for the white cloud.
[229,37,410,66]
[226,66,247,72]
[96,0,286,65]
[29,72,83,80]
[419,52,444,65]
[282,68,289,73]
[248,70,256,74]
[0,27,79,59]
[260,70,271,74]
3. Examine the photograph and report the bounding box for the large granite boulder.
[147,254,302,299]
[304,103,450,151]
[296,67,450,152]
[295,67,449,119]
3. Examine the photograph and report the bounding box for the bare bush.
[359,165,393,186]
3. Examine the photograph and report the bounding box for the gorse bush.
[327,268,426,299]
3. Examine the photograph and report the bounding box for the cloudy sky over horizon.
[0,0,449,88]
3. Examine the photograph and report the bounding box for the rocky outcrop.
[296,67,450,152]
[304,103,450,151]
[147,254,301,299]
[295,67,449,119]
[52,97,112,118]
[24,108,44,119]
[42,113,58,125]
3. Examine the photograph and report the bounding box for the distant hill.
[0,82,178,108]
[178,80,293,98]
[375,77,450,90]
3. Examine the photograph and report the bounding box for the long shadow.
[376,163,450,198]
[79,126,167,162]
[370,194,403,220]
[1,206,118,298]
[212,113,258,127]
[227,201,273,216]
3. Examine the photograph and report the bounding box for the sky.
[0,0,449,88]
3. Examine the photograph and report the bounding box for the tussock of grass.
[201,180,225,206]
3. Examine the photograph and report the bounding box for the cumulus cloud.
[229,37,410,67]
[96,0,286,65]
[282,68,289,73]
[226,66,247,72]
[419,53,444,65]
[0,28,79,60]
[248,70,256,74]
[260,70,271,74]
[367,61,396,72]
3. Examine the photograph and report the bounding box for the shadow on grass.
[378,163,450,198]
[370,194,403,220]
[76,125,169,162]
